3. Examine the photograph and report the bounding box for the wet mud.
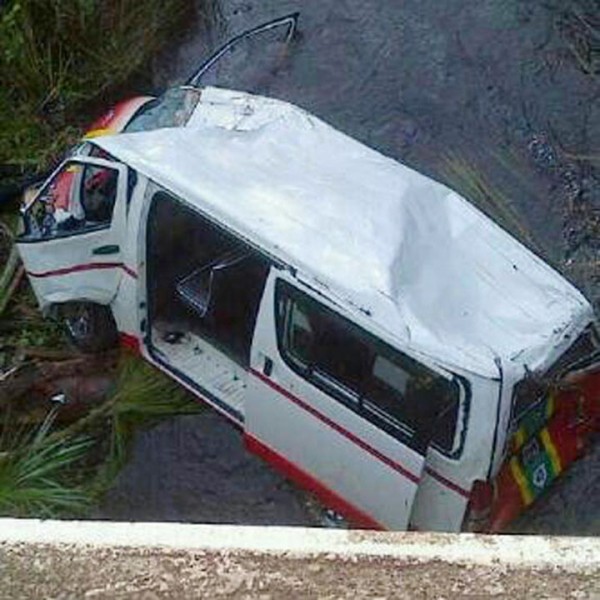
[98,412,318,526]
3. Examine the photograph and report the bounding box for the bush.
[0,0,199,168]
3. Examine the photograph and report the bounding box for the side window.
[80,165,118,224]
[277,281,464,454]
[19,162,120,241]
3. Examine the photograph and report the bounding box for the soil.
[98,412,318,526]
[99,0,600,532]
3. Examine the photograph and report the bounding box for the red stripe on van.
[245,432,385,530]
[119,332,140,352]
[250,369,421,485]
[26,262,137,279]
[425,467,470,499]
[120,264,138,279]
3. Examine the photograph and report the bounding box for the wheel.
[60,301,119,353]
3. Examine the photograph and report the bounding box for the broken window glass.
[124,87,202,133]
[19,162,119,241]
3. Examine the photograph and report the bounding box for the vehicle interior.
[146,191,270,418]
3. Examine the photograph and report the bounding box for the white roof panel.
[97,87,592,377]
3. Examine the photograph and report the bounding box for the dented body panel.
[16,86,599,533]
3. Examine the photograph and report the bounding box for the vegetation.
[0,0,211,519]
[0,410,93,517]
[0,354,203,519]
[0,0,204,168]
[91,355,203,495]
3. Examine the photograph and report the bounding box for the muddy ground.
[98,412,318,527]
[100,0,599,532]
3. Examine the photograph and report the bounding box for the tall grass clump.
[104,354,203,477]
[0,410,93,517]
[0,0,200,168]
[0,354,203,517]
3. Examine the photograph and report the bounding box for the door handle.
[92,244,120,255]
[263,356,273,377]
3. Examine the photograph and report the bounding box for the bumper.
[487,366,600,532]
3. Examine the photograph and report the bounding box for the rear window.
[276,281,467,455]
[511,323,600,422]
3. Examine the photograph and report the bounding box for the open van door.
[245,272,455,530]
[16,156,128,308]
[186,13,299,89]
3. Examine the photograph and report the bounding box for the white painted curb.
[1,519,599,572]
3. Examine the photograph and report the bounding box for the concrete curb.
[1,518,599,572]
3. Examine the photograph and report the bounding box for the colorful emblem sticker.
[510,426,562,505]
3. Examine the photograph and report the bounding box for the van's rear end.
[466,323,600,531]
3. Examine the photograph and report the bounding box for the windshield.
[511,323,600,423]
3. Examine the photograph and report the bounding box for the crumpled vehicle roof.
[97,87,593,378]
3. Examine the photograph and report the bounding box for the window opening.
[147,191,270,367]
[80,165,118,224]
[276,281,464,454]
[18,162,119,241]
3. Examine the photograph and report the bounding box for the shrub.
[0,0,201,168]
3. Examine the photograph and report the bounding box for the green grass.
[0,0,211,518]
[0,353,203,518]
[0,0,205,168]
[0,409,93,517]
[89,355,204,495]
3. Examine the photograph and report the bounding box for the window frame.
[18,156,125,244]
[78,163,120,226]
[146,189,272,369]
[274,279,470,458]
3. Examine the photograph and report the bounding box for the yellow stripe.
[540,428,562,475]
[83,127,112,139]
[510,457,534,505]
[513,427,527,452]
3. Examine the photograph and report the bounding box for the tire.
[60,301,119,353]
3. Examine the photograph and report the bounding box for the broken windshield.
[124,87,202,133]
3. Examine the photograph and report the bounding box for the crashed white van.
[16,17,600,532]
